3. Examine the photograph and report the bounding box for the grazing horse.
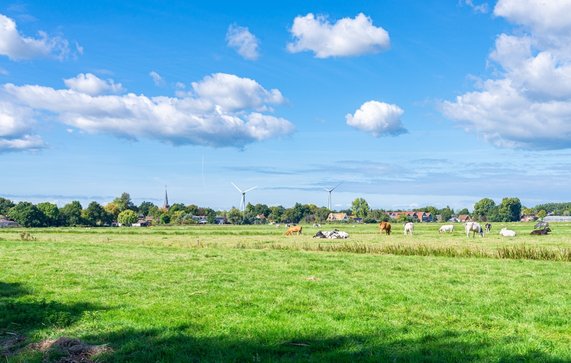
[404,222,414,235]
[285,225,302,236]
[379,221,391,235]
[484,223,492,233]
[439,224,454,233]
[465,222,483,237]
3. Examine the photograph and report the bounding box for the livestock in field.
[439,224,454,233]
[485,223,492,233]
[313,229,349,239]
[499,228,516,237]
[379,221,391,235]
[285,225,302,236]
[534,221,549,229]
[530,227,551,235]
[465,222,484,237]
[404,222,414,235]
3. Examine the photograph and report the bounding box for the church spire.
[163,185,170,210]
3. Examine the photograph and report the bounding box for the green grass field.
[1,223,570,362]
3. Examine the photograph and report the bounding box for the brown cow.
[379,221,391,235]
[285,225,303,236]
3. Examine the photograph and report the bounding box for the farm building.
[521,215,538,222]
[388,211,433,222]
[327,212,349,222]
[543,216,571,222]
[458,214,471,222]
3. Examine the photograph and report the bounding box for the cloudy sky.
[2,0,571,211]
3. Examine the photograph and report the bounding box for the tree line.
[0,193,558,228]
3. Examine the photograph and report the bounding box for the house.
[0,218,19,228]
[215,216,227,225]
[387,211,433,222]
[132,219,150,227]
[327,212,349,222]
[458,214,471,222]
[520,215,538,222]
[352,217,363,223]
[192,215,208,224]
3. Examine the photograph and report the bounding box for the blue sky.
[2,0,571,211]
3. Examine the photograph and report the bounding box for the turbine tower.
[325,183,342,210]
[232,182,257,212]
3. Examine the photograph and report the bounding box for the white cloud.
[149,71,165,86]
[464,0,489,14]
[64,73,124,96]
[346,101,406,137]
[190,73,284,112]
[2,72,294,149]
[287,13,390,58]
[226,24,259,60]
[443,0,571,149]
[0,101,44,152]
[0,13,72,61]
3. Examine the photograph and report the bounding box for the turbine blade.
[231,182,242,193]
[243,186,257,193]
[331,182,343,191]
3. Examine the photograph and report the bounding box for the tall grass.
[235,241,571,262]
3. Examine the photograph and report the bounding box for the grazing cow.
[534,221,549,229]
[404,222,414,235]
[465,222,483,237]
[439,224,454,233]
[530,227,551,235]
[379,221,391,235]
[285,225,302,236]
[312,223,321,228]
[499,228,516,237]
[484,223,492,233]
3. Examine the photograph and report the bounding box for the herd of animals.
[283,221,552,238]
[379,221,552,237]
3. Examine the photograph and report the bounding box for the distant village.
[1,192,571,228]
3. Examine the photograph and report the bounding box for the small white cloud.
[149,71,165,86]
[0,67,8,76]
[346,101,406,137]
[0,13,73,61]
[63,73,124,96]
[226,24,259,60]
[287,13,390,58]
[2,72,294,149]
[464,0,489,14]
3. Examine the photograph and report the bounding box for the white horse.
[404,222,414,235]
[465,222,483,237]
[439,224,454,233]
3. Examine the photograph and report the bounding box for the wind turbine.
[232,182,257,212]
[325,182,342,210]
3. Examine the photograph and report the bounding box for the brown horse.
[285,225,303,236]
[379,221,391,235]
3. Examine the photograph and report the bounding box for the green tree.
[268,206,285,222]
[138,201,158,216]
[498,197,522,222]
[351,198,370,219]
[84,201,112,226]
[227,207,243,225]
[457,208,470,216]
[439,206,454,222]
[7,202,46,227]
[537,209,547,219]
[0,197,15,215]
[37,202,60,227]
[473,198,497,221]
[113,192,136,212]
[118,210,138,226]
[60,201,84,226]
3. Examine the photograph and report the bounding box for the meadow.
[1,222,570,362]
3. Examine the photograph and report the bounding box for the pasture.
[1,222,570,362]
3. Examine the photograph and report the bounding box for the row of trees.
[0,193,536,227]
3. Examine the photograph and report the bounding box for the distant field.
[1,223,570,362]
